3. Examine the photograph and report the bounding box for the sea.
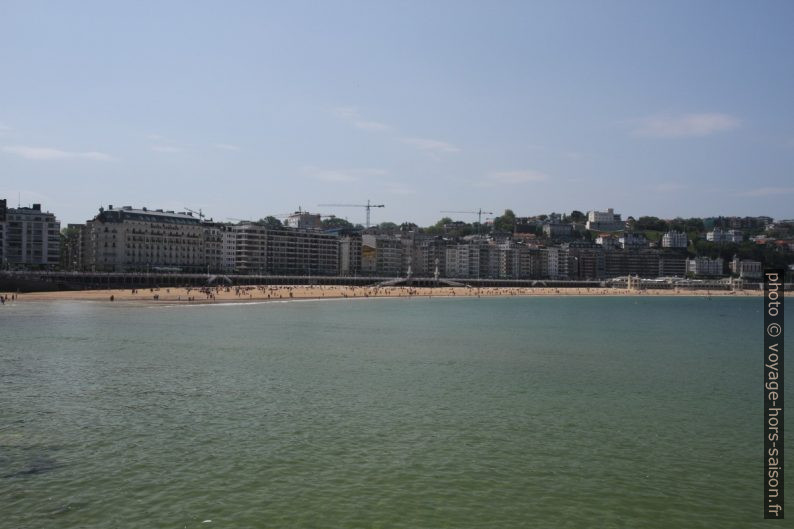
[0,296,790,528]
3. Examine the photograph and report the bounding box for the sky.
[1,0,793,227]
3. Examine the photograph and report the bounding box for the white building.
[730,256,762,279]
[595,235,619,250]
[686,257,724,277]
[0,200,61,269]
[706,228,743,244]
[221,226,237,273]
[662,231,688,248]
[618,233,648,249]
[81,206,206,272]
[586,208,622,231]
[445,241,487,278]
[544,247,569,279]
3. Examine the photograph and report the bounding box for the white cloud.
[739,187,794,197]
[214,143,241,151]
[488,170,549,184]
[332,106,390,132]
[151,145,182,153]
[399,137,460,154]
[632,113,740,138]
[2,145,114,161]
[306,167,388,183]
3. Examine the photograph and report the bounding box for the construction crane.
[440,209,494,225]
[184,207,205,220]
[318,200,385,228]
[440,208,494,235]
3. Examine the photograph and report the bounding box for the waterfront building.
[361,234,402,276]
[414,237,447,276]
[338,234,362,276]
[686,257,725,277]
[444,240,489,278]
[0,200,61,269]
[658,255,687,277]
[729,256,762,279]
[263,226,338,275]
[706,228,743,244]
[543,246,569,279]
[203,222,224,273]
[231,223,268,274]
[231,222,338,275]
[81,206,205,272]
[565,242,605,279]
[604,249,660,278]
[586,208,622,231]
[661,231,688,248]
[444,244,463,277]
[221,226,237,273]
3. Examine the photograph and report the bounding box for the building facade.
[706,228,743,244]
[730,256,762,279]
[662,231,688,248]
[686,257,725,277]
[361,234,402,276]
[80,206,205,272]
[0,201,61,269]
[586,208,622,231]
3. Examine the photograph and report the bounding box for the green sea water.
[0,296,790,528]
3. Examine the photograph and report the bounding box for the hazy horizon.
[2,1,793,226]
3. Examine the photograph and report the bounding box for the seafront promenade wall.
[0,270,779,293]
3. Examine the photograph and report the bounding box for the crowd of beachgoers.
[2,283,762,304]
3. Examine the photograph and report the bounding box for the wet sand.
[3,284,762,304]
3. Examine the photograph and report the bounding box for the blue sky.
[1,0,793,226]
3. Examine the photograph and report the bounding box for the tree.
[258,216,283,229]
[435,217,454,228]
[321,217,354,230]
[493,209,516,233]
[378,221,399,231]
[570,210,586,223]
[59,225,82,270]
[635,216,667,232]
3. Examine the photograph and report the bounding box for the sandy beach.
[1,284,762,304]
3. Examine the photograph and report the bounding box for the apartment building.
[706,228,743,244]
[729,256,762,279]
[361,234,402,276]
[662,231,688,248]
[686,257,725,277]
[339,234,362,276]
[0,200,61,269]
[80,206,205,272]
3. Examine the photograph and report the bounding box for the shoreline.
[2,285,763,305]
